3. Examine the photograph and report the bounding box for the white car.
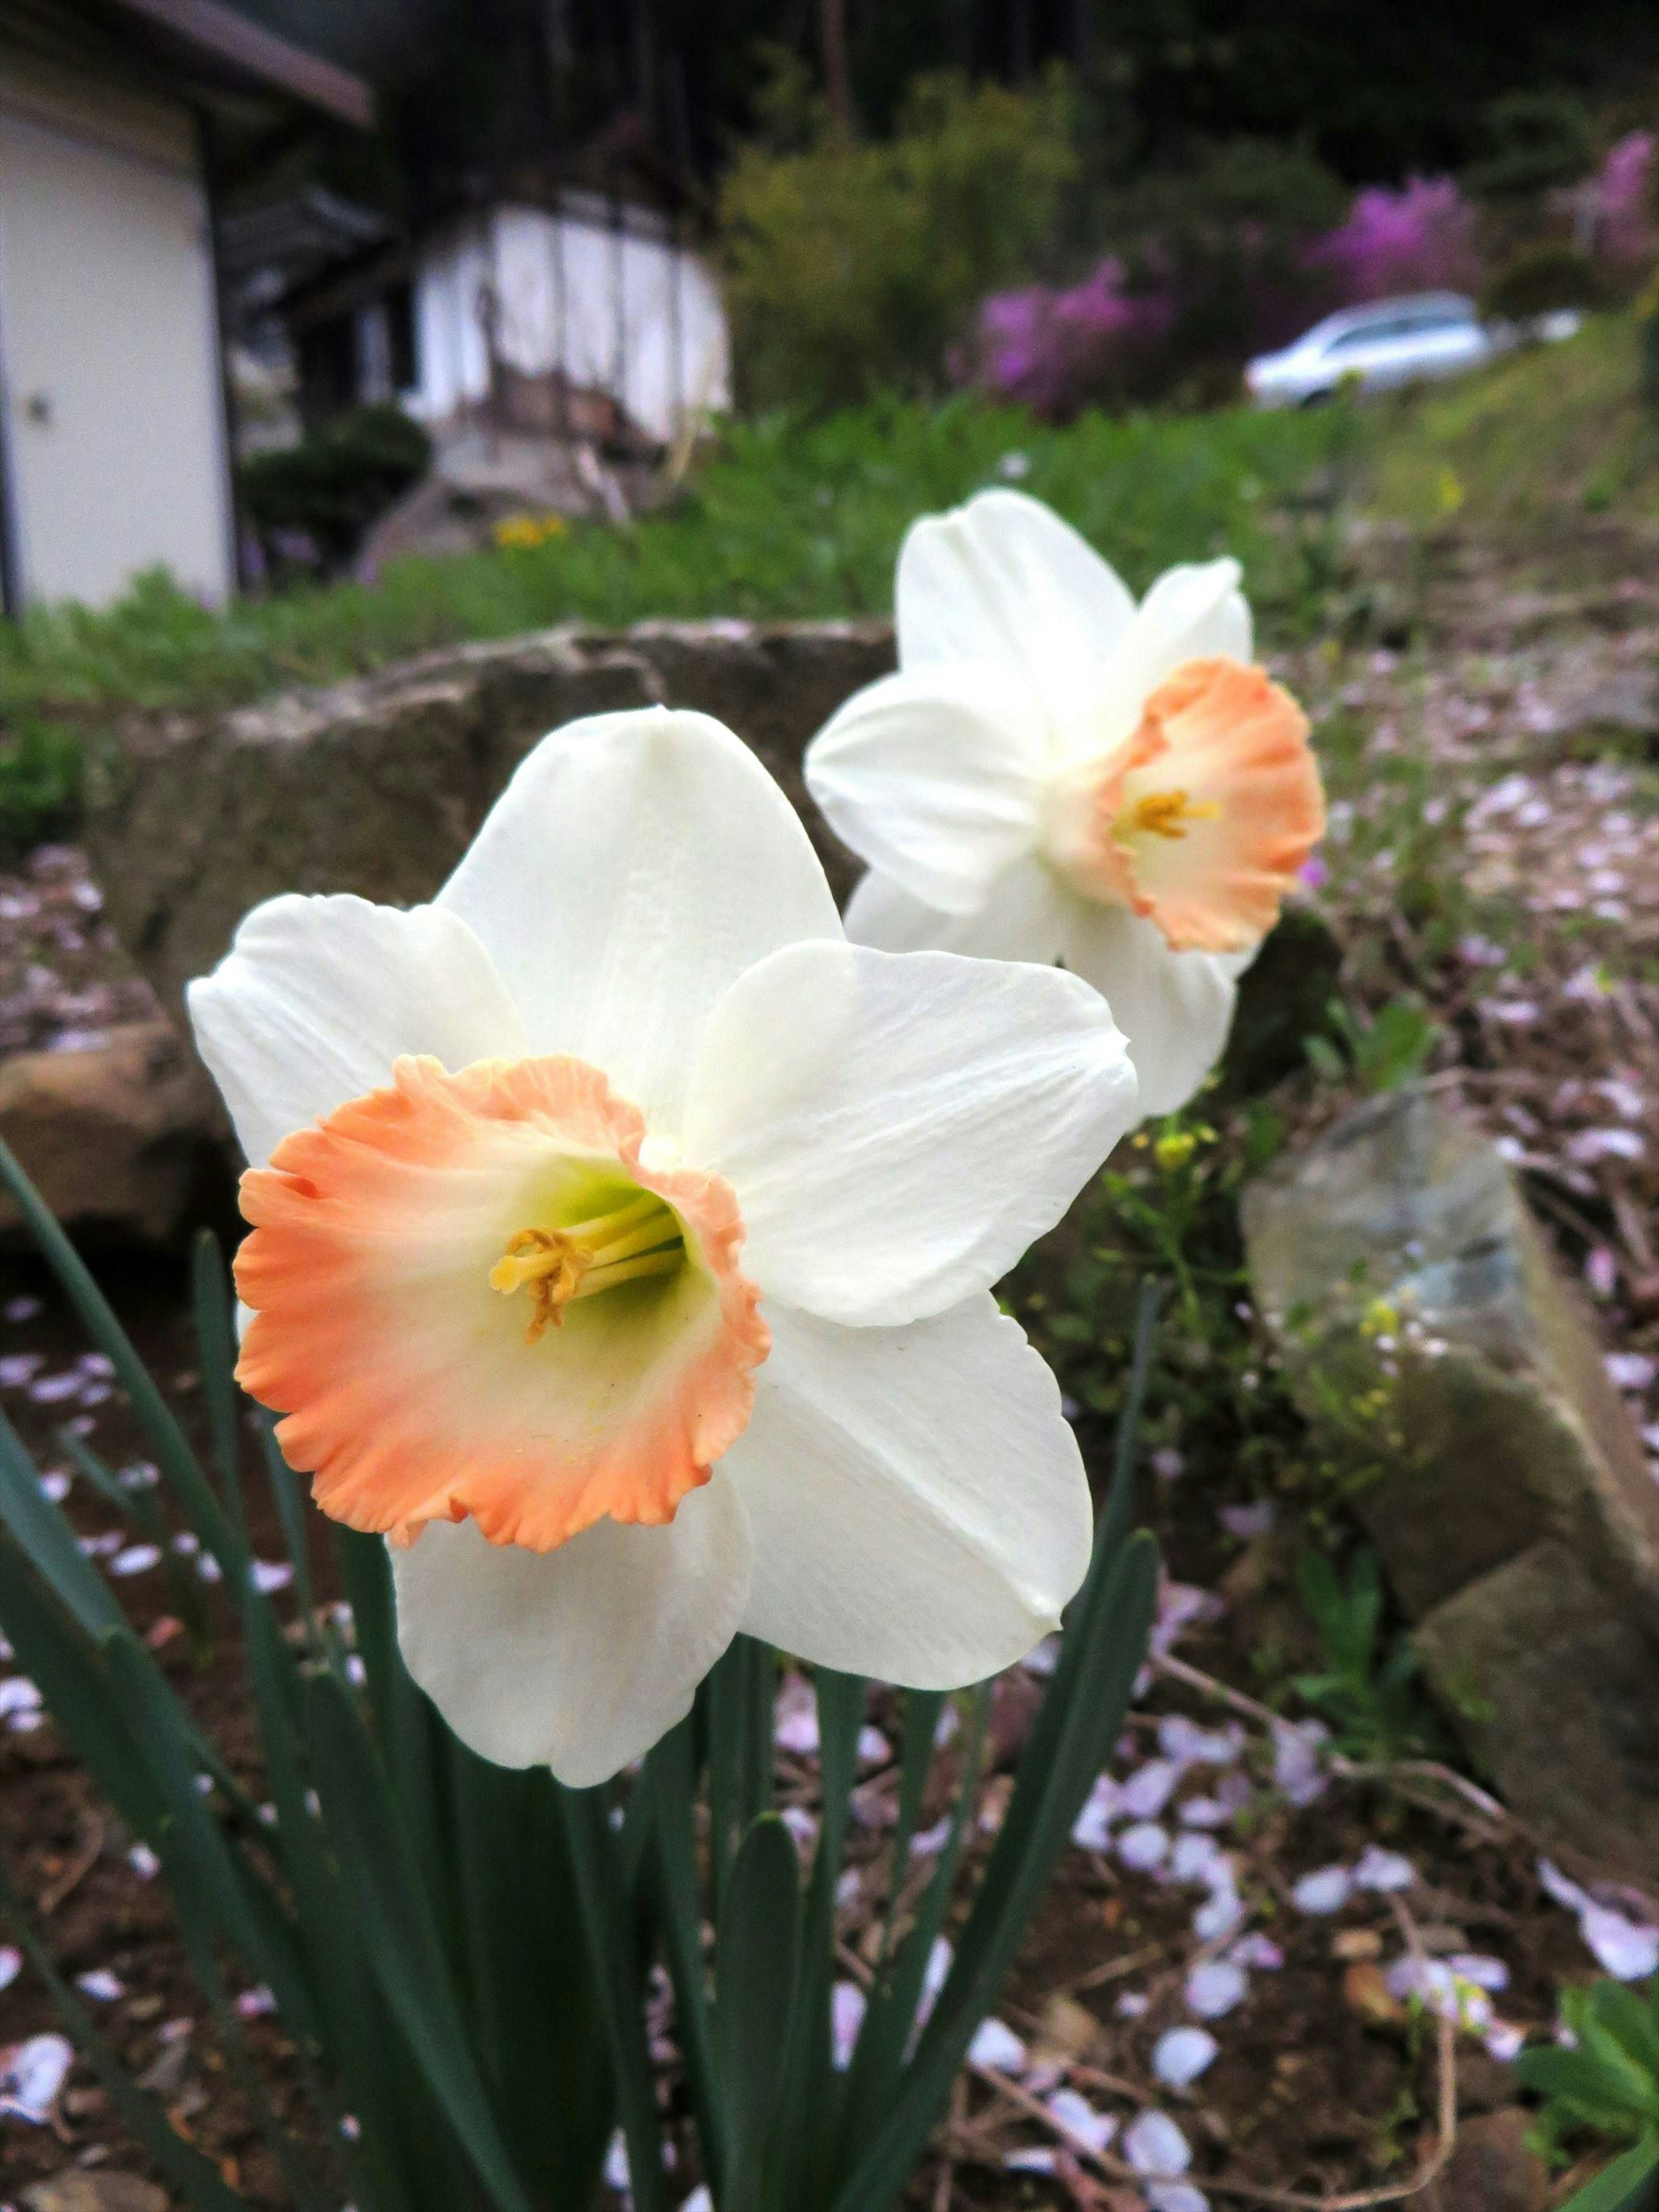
[1245,293,1494,407]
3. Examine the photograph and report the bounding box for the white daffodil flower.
[188,708,1138,1787]
[804,489,1325,1116]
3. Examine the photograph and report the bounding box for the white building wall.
[0,52,233,609]
[412,200,729,445]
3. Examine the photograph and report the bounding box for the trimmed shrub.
[718,70,1077,413]
[240,405,433,576]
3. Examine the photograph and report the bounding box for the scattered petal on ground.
[969,2015,1028,2075]
[1124,2109,1192,2177]
[1046,2085,1118,2155]
[0,2032,74,2123]
[1149,2187,1211,2212]
[1271,1720,1331,1806]
[1292,1865,1352,1914]
[0,1945,20,1992]
[1122,1761,1182,1819]
[1228,1934,1284,1971]
[1446,1954,1509,1992]
[1353,1846,1416,1892]
[1218,1500,1275,1540]
[110,1543,162,1577]
[1538,1858,1659,1981]
[74,1968,124,2001]
[1072,1777,1121,1852]
[855,1726,890,1768]
[1157,1717,1244,1768]
[1185,1959,1247,2019]
[831,1980,866,2070]
[1153,2025,1219,2088]
[1119,1821,1170,1871]
[774,1673,819,1755]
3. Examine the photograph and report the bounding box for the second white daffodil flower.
[188,708,1138,1787]
[804,489,1325,1116]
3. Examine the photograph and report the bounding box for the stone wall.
[86,620,894,1020]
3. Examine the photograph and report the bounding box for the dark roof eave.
[103,0,373,126]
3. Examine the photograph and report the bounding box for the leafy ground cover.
[0,393,1353,849]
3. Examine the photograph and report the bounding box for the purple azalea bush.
[1303,176,1484,304]
[1595,130,1657,273]
[973,257,1172,415]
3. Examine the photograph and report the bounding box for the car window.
[1328,323,1395,353]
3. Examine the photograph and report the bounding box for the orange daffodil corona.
[804,489,1326,1117]
[188,709,1140,1787]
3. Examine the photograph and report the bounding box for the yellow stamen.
[1120,788,1221,841]
[489,1192,684,1343]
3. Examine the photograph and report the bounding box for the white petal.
[896,490,1136,718]
[844,856,1070,967]
[722,1295,1091,1685]
[187,894,524,1169]
[437,709,841,1135]
[1061,901,1238,1118]
[392,1475,753,1786]
[684,943,1135,1325]
[1129,557,1250,674]
[805,664,1047,913]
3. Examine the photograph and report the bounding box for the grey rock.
[1244,1081,1659,1875]
[85,619,893,1020]
[23,2172,168,2212]
[0,1019,226,1248]
[1420,2110,1548,2212]
[1415,1541,1659,1872]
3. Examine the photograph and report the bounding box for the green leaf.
[192,1230,248,1542]
[707,1635,775,1917]
[1552,2136,1659,2212]
[1514,2046,1655,2133]
[646,1717,727,2198]
[301,1668,536,2212]
[715,1814,802,2212]
[829,1530,1160,2212]
[562,1783,668,2212]
[0,1135,244,1574]
[448,1746,616,2209]
[1592,1984,1659,2088]
[0,1531,163,1839]
[0,1406,124,1637]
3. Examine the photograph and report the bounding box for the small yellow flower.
[1359,1299,1398,1340]
[493,513,568,551]
[1154,1130,1198,1173]
[1436,469,1464,515]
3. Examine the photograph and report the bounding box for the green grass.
[1369,309,1659,534]
[3,312,1651,849]
[0,394,1348,721]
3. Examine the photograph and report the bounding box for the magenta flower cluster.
[1302,176,1483,304]
[1596,130,1656,270]
[974,257,1173,416]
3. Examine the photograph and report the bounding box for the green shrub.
[240,404,433,573]
[718,70,1077,412]
[0,715,84,854]
[1480,244,1606,322]
[1464,91,1596,200]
